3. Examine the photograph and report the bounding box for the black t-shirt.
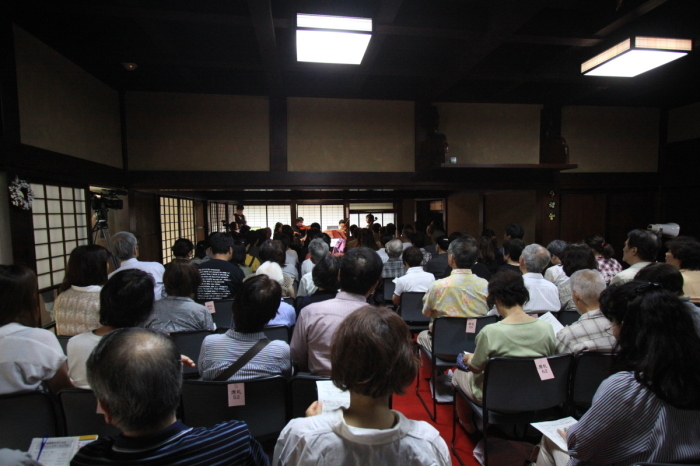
[196,259,244,301]
[497,263,522,275]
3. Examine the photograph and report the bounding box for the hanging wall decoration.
[8,176,34,211]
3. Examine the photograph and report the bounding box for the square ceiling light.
[296,14,372,65]
[582,37,692,77]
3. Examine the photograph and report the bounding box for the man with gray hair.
[519,243,560,314]
[297,238,330,297]
[382,238,406,279]
[108,231,165,300]
[556,269,615,353]
[71,328,267,465]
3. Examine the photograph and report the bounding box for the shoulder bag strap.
[213,338,270,382]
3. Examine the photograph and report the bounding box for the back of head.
[231,241,247,265]
[403,246,424,268]
[255,261,284,284]
[171,238,194,258]
[569,269,605,305]
[194,240,209,259]
[666,236,700,270]
[308,238,329,264]
[401,226,415,241]
[61,245,110,292]
[435,235,451,253]
[487,270,529,308]
[313,255,340,290]
[478,235,496,263]
[627,229,661,262]
[260,239,286,266]
[412,232,426,248]
[274,232,292,250]
[100,269,154,327]
[385,238,403,258]
[360,230,379,251]
[386,223,396,237]
[503,238,525,263]
[448,236,479,268]
[505,223,524,239]
[110,232,137,261]
[521,243,551,273]
[0,265,38,327]
[331,306,418,398]
[546,239,568,259]
[600,281,700,409]
[87,328,182,432]
[163,259,201,297]
[371,223,380,233]
[635,263,684,295]
[209,232,234,255]
[233,275,281,332]
[584,235,614,258]
[340,247,383,295]
[560,243,597,277]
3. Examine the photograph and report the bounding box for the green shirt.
[469,319,557,403]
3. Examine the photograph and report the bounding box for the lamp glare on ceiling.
[582,37,691,77]
[296,14,372,65]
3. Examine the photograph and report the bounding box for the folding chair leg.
[451,391,468,466]
[415,357,437,421]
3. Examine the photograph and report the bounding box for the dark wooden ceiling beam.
[247,0,280,94]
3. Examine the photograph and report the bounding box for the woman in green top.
[452,270,557,411]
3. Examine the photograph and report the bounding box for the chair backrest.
[263,325,290,343]
[59,389,121,437]
[212,299,234,329]
[57,335,71,354]
[570,352,613,408]
[432,315,498,360]
[282,297,294,307]
[399,292,429,324]
[289,374,330,419]
[170,330,215,377]
[482,354,573,413]
[383,277,396,301]
[557,310,581,326]
[0,391,60,449]
[181,376,287,441]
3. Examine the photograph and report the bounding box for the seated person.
[298,238,329,298]
[392,247,435,307]
[199,275,292,381]
[232,241,255,277]
[196,232,244,301]
[381,239,406,279]
[274,306,450,466]
[171,238,194,260]
[144,259,216,333]
[536,281,700,465]
[71,328,268,465]
[557,243,599,312]
[520,243,561,314]
[296,255,340,314]
[67,269,155,388]
[555,269,615,353]
[610,229,660,286]
[0,265,72,395]
[544,239,568,287]
[108,231,165,300]
[425,236,451,279]
[452,270,556,412]
[257,240,295,298]
[584,235,621,285]
[497,239,524,274]
[665,235,700,302]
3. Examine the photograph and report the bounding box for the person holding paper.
[536,281,700,465]
[274,306,451,466]
[452,270,556,419]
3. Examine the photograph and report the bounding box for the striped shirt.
[71,420,269,465]
[382,258,406,278]
[567,371,700,465]
[198,330,292,381]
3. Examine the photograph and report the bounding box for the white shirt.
[297,272,318,298]
[394,267,435,297]
[67,331,103,389]
[609,261,652,286]
[544,264,568,287]
[522,272,561,313]
[401,242,413,251]
[273,409,450,466]
[109,258,165,300]
[301,258,314,277]
[376,249,390,264]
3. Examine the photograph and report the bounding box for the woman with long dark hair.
[584,235,622,285]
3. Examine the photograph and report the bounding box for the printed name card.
[534,358,554,381]
[228,383,245,407]
[465,319,477,334]
[205,301,216,313]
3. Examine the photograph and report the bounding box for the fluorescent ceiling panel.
[297,14,372,32]
[582,37,691,77]
[296,13,372,65]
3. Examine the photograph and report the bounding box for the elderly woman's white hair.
[255,260,285,284]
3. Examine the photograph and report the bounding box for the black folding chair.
[397,292,429,334]
[57,335,71,355]
[170,330,215,378]
[0,391,61,449]
[568,352,613,418]
[289,373,331,419]
[383,277,396,303]
[211,299,234,329]
[264,325,291,343]
[557,310,581,326]
[59,388,121,437]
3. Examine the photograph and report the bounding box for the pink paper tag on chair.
[227,383,245,407]
[205,301,215,313]
[534,358,554,380]
[466,318,477,333]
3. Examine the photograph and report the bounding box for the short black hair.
[340,247,383,295]
[505,224,524,239]
[635,263,684,296]
[171,238,194,258]
[100,269,154,328]
[163,259,201,297]
[208,232,234,255]
[236,204,244,210]
[232,275,281,332]
[411,231,426,248]
[403,246,424,268]
[627,229,660,262]
[260,239,286,267]
[503,238,525,262]
[232,241,247,265]
[313,255,340,290]
[560,243,597,277]
[667,236,700,270]
[487,269,530,308]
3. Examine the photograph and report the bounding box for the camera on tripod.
[91,190,125,221]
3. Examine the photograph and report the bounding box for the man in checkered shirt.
[381,239,406,279]
[556,269,616,353]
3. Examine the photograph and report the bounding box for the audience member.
[257,239,295,298]
[274,306,450,466]
[171,238,194,260]
[143,259,215,333]
[558,243,599,311]
[0,265,72,395]
[108,231,165,300]
[376,234,392,263]
[411,232,432,266]
[359,229,379,251]
[53,245,109,336]
[610,229,660,285]
[190,239,211,265]
[504,223,525,241]
[232,241,254,277]
[67,269,154,388]
[555,269,614,353]
[497,238,524,274]
[244,230,262,270]
[584,235,621,285]
[418,237,488,351]
[382,238,406,278]
[199,275,291,381]
[291,247,382,375]
[519,243,561,314]
[195,232,244,301]
[544,239,568,287]
[424,235,451,279]
[536,281,700,465]
[298,238,329,297]
[296,255,340,314]
[665,235,700,302]
[400,226,414,250]
[71,328,268,465]
[392,247,436,306]
[477,233,500,275]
